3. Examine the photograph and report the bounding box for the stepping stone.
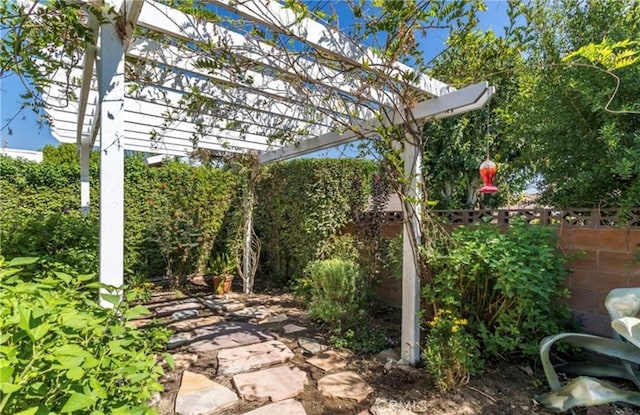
[187,322,278,353]
[317,371,373,402]
[217,340,294,375]
[306,350,348,371]
[171,309,200,321]
[298,337,327,355]
[171,352,199,370]
[232,365,308,402]
[259,314,288,324]
[228,305,271,321]
[167,315,223,331]
[175,371,238,415]
[240,399,307,415]
[203,297,245,313]
[376,349,400,362]
[155,300,202,316]
[168,332,195,349]
[283,324,307,334]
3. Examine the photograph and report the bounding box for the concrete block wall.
[560,227,640,336]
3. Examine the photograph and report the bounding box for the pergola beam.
[46,107,276,151]
[259,82,495,163]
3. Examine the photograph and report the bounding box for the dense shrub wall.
[0,152,238,282]
[1,150,375,286]
[254,158,375,285]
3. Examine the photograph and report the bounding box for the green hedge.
[1,149,375,287]
[0,151,238,284]
[254,158,374,285]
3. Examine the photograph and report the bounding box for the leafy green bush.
[423,219,572,358]
[1,211,99,272]
[0,257,172,414]
[329,326,388,354]
[422,309,482,391]
[303,259,366,328]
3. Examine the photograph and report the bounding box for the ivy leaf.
[124,305,150,320]
[0,382,21,394]
[162,352,175,370]
[8,257,39,266]
[53,271,72,283]
[66,366,84,380]
[14,407,39,415]
[100,293,121,306]
[60,392,95,413]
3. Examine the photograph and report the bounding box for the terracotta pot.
[212,274,233,294]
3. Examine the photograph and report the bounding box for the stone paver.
[187,322,278,353]
[306,350,348,371]
[217,340,294,375]
[283,324,307,334]
[376,349,400,362]
[171,309,200,321]
[228,305,271,321]
[232,365,308,402]
[298,337,327,355]
[167,315,223,331]
[317,371,373,402]
[240,399,307,415]
[175,371,238,415]
[168,332,195,349]
[203,297,245,313]
[171,352,199,370]
[259,314,288,324]
[155,300,202,316]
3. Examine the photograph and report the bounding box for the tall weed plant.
[0,257,172,414]
[423,219,572,358]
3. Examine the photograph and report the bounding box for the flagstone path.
[135,291,405,415]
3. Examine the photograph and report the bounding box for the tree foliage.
[509,0,640,208]
[424,19,530,209]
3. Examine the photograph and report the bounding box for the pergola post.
[401,137,422,365]
[97,16,126,306]
[80,143,91,214]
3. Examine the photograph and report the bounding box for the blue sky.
[0,1,516,151]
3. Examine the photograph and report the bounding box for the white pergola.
[24,0,494,365]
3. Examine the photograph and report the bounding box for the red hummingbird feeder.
[479,158,498,194]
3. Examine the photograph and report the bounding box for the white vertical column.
[401,137,422,365]
[80,143,91,214]
[97,18,125,305]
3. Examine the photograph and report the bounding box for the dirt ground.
[150,287,639,415]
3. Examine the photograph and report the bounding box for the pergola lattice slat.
[207,0,455,98]
[138,0,396,107]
